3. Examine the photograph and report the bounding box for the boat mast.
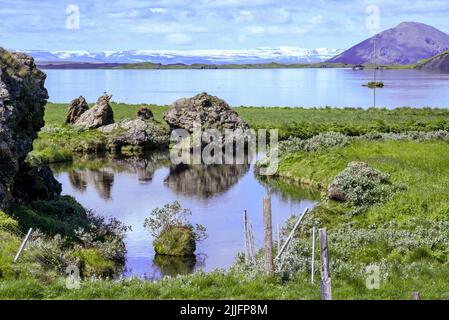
[373,34,377,107]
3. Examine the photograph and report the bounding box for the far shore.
[37,61,417,70]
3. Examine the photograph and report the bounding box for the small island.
[363,81,384,88]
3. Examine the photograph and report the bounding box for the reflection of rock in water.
[69,169,114,200]
[153,254,206,278]
[153,254,196,277]
[165,163,250,199]
[111,152,170,182]
[68,170,87,192]
[55,151,171,199]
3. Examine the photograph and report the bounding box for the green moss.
[72,248,115,278]
[153,226,196,256]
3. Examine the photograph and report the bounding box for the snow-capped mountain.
[24,47,343,65]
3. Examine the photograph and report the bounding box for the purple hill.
[328,22,449,65]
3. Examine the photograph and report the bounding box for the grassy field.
[278,139,449,226]
[35,103,449,163]
[269,137,449,299]
[44,103,449,138]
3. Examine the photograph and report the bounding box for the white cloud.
[235,10,254,22]
[166,33,192,44]
[130,22,208,34]
[244,25,307,35]
[149,7,167,14]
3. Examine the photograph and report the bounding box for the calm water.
[51,152,318,279]
[44,68,449,108]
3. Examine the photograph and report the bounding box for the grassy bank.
[34,103,449,164]
[264,135,449,299]
[45,103,449,136]
[277,139,449,225]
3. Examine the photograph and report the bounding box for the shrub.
[279,132,349,154]
[144,202,207,256]
[328,162,405,214]
[153,226,197,256]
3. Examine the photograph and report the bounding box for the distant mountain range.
[328,22,449,65]
[23,47,343,65]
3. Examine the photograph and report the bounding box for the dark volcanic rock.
[0,48,49,208]
[99,118,170,151]
[137,107,154,120]
[163,92,249,133]
[66,96,89,124]
[13,161,62,202]
[75,94,114,129]
[328,22,449,65]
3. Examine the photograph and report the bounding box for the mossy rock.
[153,226,196,256]
[72,248,115,278]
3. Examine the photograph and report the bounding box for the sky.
[1,0,449,51]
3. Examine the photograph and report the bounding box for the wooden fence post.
[412,292,421,300]
[263,196,274,275]
[319,228,332,300]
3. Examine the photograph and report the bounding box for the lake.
[51,152,318,279]
[44,68,449,108]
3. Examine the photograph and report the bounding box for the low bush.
[144,201,207,256]
[328,161,406,214]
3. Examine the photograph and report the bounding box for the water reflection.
[153,254,206,278]
[51,151,318,279]
[52,152,171,200]
[165,163,250,199]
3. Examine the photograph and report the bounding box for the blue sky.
[1,0,449,51]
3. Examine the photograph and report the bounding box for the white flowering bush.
[264,214,449,281]
[328,162,406,214]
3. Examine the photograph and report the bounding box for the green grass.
[15,103,449,299]
[44,102,169,125]
[1,262,449,299]
[278,139,449,226]
[33,103,449,163]
[43,103,449,141]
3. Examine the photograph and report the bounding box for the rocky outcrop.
[137,107,153,120]
[99,117,169,152]
[12,161,62,202]
[75,94,114,129]
[66,96,88,124]
[0,48,49,208]
[163,92,249,133]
